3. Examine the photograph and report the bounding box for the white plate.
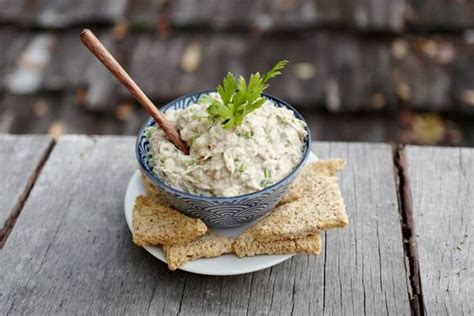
[124,152,317,275]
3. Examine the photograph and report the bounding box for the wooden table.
[0,135,472,315]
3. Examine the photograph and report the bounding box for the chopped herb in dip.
[146,61,307,197]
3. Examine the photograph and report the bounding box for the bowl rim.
[136,89,311,201]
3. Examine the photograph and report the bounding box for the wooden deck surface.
[0,135,472,315]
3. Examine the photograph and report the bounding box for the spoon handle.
[80,29,189,155]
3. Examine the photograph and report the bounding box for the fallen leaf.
[412,113,445,144]
[397,82,411,101]
[371,93,385,109]
[115,102,134,120]
[293,63,316,80]
[112,20,129,40]
[48,121,65,140]
[462,90,474,106]
[34,99,49,117]
[181,41,202,73]
[421,40,437,58]
[392,39,408,59]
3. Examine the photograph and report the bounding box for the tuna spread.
[146,93,307,197]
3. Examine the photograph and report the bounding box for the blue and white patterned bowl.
[136,90,311,228]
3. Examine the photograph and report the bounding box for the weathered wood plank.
[168,0,404,32]
[315,143,411,315]
[5,33,56,94]
[0,139,411,314]
[0,27,20,91]
[41,30,92,91]
[0,93,126,135]
[0,0,25,23]
[127,0,167,30]
[405,0,474,30]
[81,32,124,111]
[128,32,398,111]
[21,0,127,28]
[0,30,32,93]
[169,0,263,30]
[89,32,474,112]
[351,0,404,31]
[453,56,474,114]
[128,33,226,101]
[0,94,62,134]
[404,146,474,315]
[0,136,183,315]
[3,0,474,33]
[304,111,396,143]
[0,29,469,114]
[391,37,453,112]
[0,135,53,246]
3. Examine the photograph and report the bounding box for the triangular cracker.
[163,232,234,270]
[310,159,346,177]
[280,159,346,204]
[254,160,348,242]
[132,195,207,246]
[142,173,170,205]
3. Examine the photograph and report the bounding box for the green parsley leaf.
[205,60,288,129]
[218,73,238,104]
[190,134,200,144]
[260,179,271,188]
[235,161,246,173]
[145,128,153,140]
[198,94,214,105]
[238,130,254,139]
[263,168,271,178]
[262,60,288,84]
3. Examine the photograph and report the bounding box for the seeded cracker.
[141,173,170,205]
[253,160,348,242]
[280,159,346,204]
[132,195,207,246]
[233,226,321,257]
[163,232,234,270]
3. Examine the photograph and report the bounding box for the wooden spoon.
[80,29,189,155]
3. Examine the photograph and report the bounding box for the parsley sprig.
[202,60,288,129]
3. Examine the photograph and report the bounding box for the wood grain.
[405,146,474,315]
[0,135,53,246]
[80,29,189,155]
[315,142,411,315]
[0,136,173,314]
[0,139,411,314]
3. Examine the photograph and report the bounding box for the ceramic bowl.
[136,90,311,228]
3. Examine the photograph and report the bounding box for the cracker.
[132,195,207,246]
[280,159,346,204]
[310,159,346,177]
[233,227,321,257]
[141,173,170,205]
[255,161,348,242]
[163,232,234,270]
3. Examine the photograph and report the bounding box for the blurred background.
[0,0,473,146]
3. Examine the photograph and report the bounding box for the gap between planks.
[0,139,55,248]
[393,145,425,316]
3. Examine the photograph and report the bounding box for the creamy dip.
[146,94,307,197]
